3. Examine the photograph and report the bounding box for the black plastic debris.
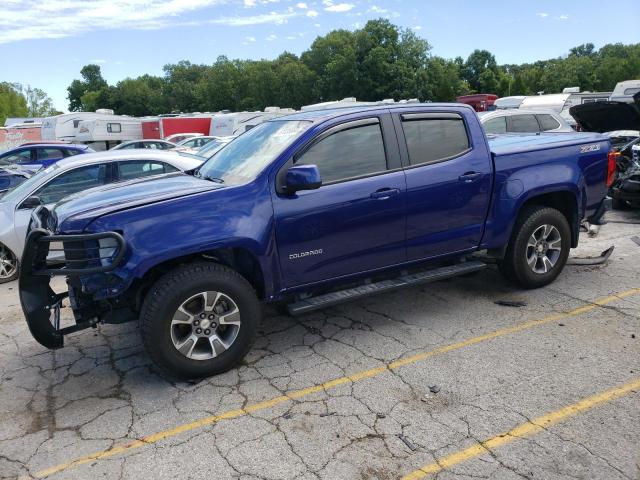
[567,246,614,265]
[397,434,417,451]
[495,300,527,308]
[429,385,441,394]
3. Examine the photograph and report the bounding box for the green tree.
[20,85,58,116]
[463,50,498,92]
[0,82,28,126]
[67,64,108,111]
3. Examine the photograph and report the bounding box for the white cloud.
[266,33,277,41]
[244,36,256,42]
[210,11,295,26]
[306,9,319,17]
[0,0,226,44]
[412,25,422,31]
[244,0,256,7]
[322,0,354,13]
[536,12,549,17]
[325,3,354,12]
[368,5,387,13]
[557,14,569,20]
[296,2,308,9]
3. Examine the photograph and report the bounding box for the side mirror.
[285,164,322,193]
[19,196,43,210]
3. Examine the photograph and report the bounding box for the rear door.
[394,111,492,260]
[272,114,407,288]
[506,114,540,133]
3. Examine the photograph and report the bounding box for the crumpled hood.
[53,173,222,232]
[569,92,640,133]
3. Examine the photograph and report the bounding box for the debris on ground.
[588,224,601,237]
[631,236,640,247]
[282,413,292,419]
[429,385,441,394]
[376,413,386,419]
[567,246,615,265]
[495,300,527,308]
[397,434,417,451]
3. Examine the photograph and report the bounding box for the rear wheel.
[499,206,571,289]
[140,262,261,379]
[0,244,19,284]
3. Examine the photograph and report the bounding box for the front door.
[273,116,407,288]
[394,111,493,260]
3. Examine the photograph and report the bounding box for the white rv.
[75,115,142,151]
[209,107,295,137]
[41,110,142,150]
[610,80,640,103]
[494,96,526,110]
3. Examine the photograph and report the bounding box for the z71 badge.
[580,144,601,153]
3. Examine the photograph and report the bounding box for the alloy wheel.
[170,291,241,360]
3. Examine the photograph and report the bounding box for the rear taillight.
[606,151,619,187]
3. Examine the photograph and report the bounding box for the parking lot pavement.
[0,210,639,480]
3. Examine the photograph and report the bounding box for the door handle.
[370,188,400,199]
[458,172,483,183]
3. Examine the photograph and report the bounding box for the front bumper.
[19,227,126,349]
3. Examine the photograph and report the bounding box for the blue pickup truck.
[20,104,612,379]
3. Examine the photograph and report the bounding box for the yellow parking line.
[401,377,640,480]
[33,287,640,478]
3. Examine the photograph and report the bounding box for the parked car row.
[0,150,203,283]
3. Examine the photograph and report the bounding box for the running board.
[287,261,487,315]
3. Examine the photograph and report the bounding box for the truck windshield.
[196,120,310,185]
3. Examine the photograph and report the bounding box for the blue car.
[0,143,93,170]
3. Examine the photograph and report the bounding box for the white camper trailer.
[209,107,295,137]
[494,96,526,110]
[75,115,143,151]
[610,80,640,103]
[41,110,142,150]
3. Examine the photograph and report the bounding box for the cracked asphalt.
[1,209,639,480]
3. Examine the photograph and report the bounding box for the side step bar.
[288,260,487,315]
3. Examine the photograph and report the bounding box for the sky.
[1,0,638,112]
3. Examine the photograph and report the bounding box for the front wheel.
[0,244,19,284]
[499,206,571,289]
[140,262,261,379]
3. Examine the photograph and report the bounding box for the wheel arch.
[131,247,267,311]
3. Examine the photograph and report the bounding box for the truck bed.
[487,132,607,156]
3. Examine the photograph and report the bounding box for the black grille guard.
[19,228,126,349]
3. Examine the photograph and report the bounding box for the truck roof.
[276,103,474,123]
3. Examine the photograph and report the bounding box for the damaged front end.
[610,143,640,207]
[19,207,127,349]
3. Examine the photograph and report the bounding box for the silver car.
[0,150,202,283]
[110,139,177,150]
[479,109,574,135]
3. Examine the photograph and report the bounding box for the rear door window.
[36,148,66,161]
[536,114,561,131]
[483,116,507,134]
[401,116,470,165]
[35,164,108,204]
[296,122,387,184]
[117,161,172,180]
[506,114,540,133]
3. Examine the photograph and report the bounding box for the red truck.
[456,94,498,112]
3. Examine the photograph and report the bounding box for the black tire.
[0,244,19,284]
[140,262,261,379]
[499,206,571,289]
